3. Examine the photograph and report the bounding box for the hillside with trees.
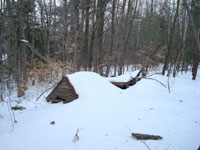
[0,0,200,98]
[0,1,200,150]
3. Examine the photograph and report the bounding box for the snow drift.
[0,71,200,150]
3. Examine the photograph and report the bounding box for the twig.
[167,76,171,93]
[146,72,163,78]
[72,128,80,143]
[36,84,56,101]
[135,44,165,78]
[125,124,133,133]
[6,102,14,130]
[163,144,172,150]
[167,76,175,93]
[125,125,152,150]
[6,100,17,131]
[141,140,151,150]
[143,77,167,88]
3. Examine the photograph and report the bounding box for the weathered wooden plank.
[46,76,78,103]
[132,133,163,140]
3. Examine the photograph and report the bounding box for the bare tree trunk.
[173,14,188,77]
[151,0,154,13]
[183,0,200,80]
[73,0,79,72]
[116,0,127,75]
[119,0,138,75]
[83,0,90,69]
[0,0,3,56]
[78,0,85,71]
[162,0,180,75]
[46,0,52,57]
[192,54,200,80]
[94,0,106,74]
[106,0,116,77]
[88,0,96,70]
[62,0,69,66]
[183,0,200,54]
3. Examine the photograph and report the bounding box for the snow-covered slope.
[0,71,200,150]
[106,70,139,82]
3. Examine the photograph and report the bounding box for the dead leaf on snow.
[50,121,55,125]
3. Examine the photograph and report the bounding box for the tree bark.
[192,54,200,80]
[88,0,96,69]
[173,13,188,77]
[94,0,106,74]
[183,0,200,55]
[73,0,79,72]
[162,0,180,75]
[115,0,126,75]
[105,0,116,77]
[83,0,90,69]
[119,0,138,75]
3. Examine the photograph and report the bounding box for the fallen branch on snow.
[132,133,163,140]
[72,128,80,143]
[141,140,151,150]
[143,77,167,88]
[36,84,56,101]
[111,76,167,90]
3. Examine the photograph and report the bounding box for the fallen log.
[111,81,130,89]
[111,77,141,89]
[132,133,163,140]
[129,77,141,86]
[111,44,165,90]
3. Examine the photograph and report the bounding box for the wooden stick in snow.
[132,133,163,140]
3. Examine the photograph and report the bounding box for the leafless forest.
[0,0,200,98]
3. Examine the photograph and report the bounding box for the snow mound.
[106,70,139,82]
[68,72,122,100]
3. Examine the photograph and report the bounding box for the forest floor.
[0,70,200,150]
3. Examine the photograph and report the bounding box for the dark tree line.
[0,0,200,98]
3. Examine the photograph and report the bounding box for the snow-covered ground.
[0,71,200,150]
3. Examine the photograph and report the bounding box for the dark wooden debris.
[197,145,200,150]
[111,78,141,89]
[11,106,26,111]
[46,76,78,103]
[111,44,165,90]
[50,121,55,125]
[132,133,163,140]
